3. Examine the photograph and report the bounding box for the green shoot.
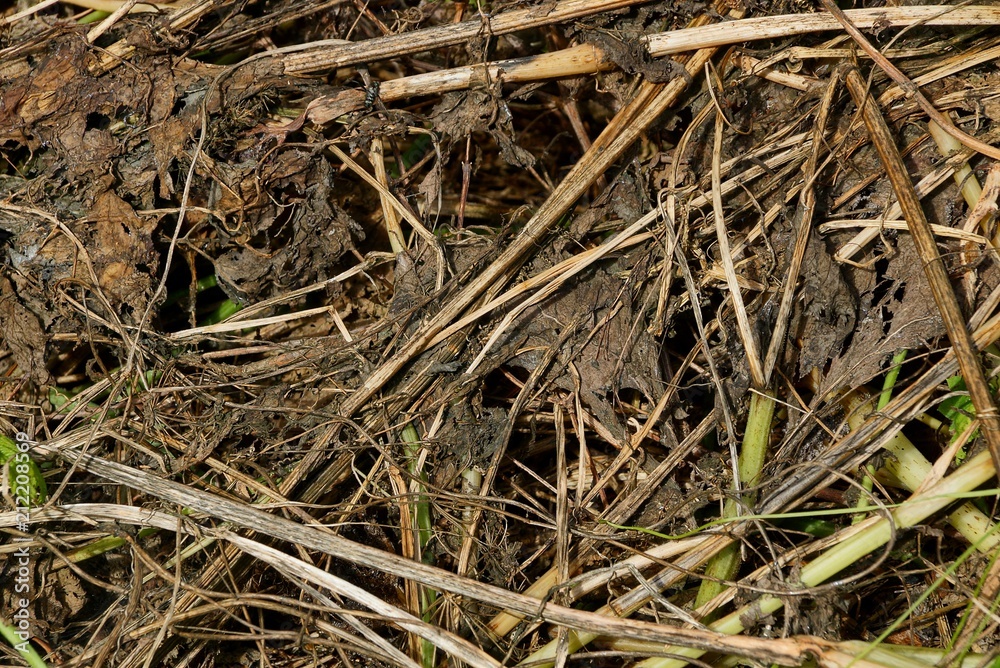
[0,619,47,668]
[855,349,908,523]
[401,422,438,668]
[77,10,109,24]
[937,373,999,464]
[200,298,242,326]
[694,389,775,614]
[0,434,47,508]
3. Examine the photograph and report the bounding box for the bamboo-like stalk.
[302,6,1000,124]
[282,0,649,74]
[689,88,783,613]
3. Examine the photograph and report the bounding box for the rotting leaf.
[794,228,858,377]
[89,189,158,311]
[210,156,358,304]
[584,28,686,84]
[820,236,945,395]
[429,90,536,168]
[0,276,50,385]
[504,256,662,442]
[434,403,509,488]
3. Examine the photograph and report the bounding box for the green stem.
[631,448,997,668]
[693,389,775,613]
[76,10,109,24]
[163,274,219,307]
[401,423,437,668]
[852,350,909,524]
[200,298,242,326]
[0,619,48,668]
[878,350,908,411]
[521,388,1000,668]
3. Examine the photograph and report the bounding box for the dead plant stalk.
[819,0,1000,161]
[34,433,824,667]
[281,0,650,74]
[841,64,1000,483]
[304,6,1000,122]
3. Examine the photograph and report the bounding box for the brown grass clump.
[1,1,1000,667]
